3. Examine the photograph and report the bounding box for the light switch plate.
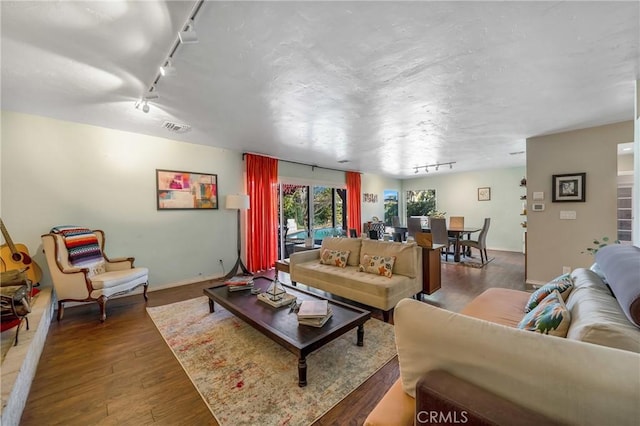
[532,203,545,211]
[533,192,544,200]
[560,210,577,220]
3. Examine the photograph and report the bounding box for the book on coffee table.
[225,276,254,286]
[298,309,333,327]
[297,300,329,318]
[257,292,296,308]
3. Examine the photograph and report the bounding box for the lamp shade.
[225,194,250,210]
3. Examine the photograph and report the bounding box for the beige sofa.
[365,265,640,425]
[289,237,422,321]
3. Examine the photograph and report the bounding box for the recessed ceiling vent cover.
[162,121,191,134]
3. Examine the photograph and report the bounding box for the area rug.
[147,296,397,425]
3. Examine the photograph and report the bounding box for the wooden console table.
[421,244,444,295]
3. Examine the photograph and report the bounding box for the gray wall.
[526,120,634,283]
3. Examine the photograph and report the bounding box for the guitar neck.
[0,219,19,255]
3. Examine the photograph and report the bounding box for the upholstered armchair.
[41,228,148,321]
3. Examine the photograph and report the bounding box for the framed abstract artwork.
[552,173,585,202]
[478,187,491,201]
[156,169,218,210]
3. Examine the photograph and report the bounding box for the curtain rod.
[242,152,361,174]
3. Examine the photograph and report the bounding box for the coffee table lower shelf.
[203,277,371,387]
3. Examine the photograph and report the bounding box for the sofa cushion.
[292,262,419,311]
[595,245,640,328]
[518,290,571,337]
[321,237,362,266]
[360,240,418,278]
[524,274,573,313]
[320,249,350,268]
[566,268,640,352]
[460,288,531,327]
[359,254,395,278]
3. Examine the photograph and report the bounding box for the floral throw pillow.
[320,249,350,268]
[518,290,571,337]
[525,273,574,313]
[358,254,396,278]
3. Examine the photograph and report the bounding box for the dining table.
[447,226,481,262]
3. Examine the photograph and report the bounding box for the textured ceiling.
[2,1,638,178]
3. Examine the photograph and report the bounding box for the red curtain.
[245,154,278,272]
[346,171,362,234]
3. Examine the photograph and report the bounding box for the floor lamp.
[223,194,251,280]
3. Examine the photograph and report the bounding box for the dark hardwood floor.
[20,250,525,425]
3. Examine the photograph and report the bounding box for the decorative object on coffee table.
[265,276,286,301]
[223,194,251,279]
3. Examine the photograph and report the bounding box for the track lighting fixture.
[159,61,176,77]
[412,162,456,175]
[132,0,204,113]
[134,99,150,113]
[179,19,198,44]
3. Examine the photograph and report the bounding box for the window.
[383,190,399,225]
[406,189,437,217]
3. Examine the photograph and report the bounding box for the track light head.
[414,167,419,174]
[425,166,429,173]
[142,101,150,113]
[160,61,176,76]
[179,20,198,44]
[449,163,453,169]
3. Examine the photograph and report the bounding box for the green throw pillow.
[525,273,574,313]
[518,290,571,337]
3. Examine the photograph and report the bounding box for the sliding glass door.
[278,183,346,259]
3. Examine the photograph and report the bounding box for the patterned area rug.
[147,296,397,425]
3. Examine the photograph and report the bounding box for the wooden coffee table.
[203,277,371,387]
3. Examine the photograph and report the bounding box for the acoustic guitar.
[0,218,42,285]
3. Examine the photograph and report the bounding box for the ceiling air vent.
[162,121,191,134]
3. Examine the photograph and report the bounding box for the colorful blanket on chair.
[50,226,102,264]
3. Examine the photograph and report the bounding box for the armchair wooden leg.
[57,301,64,321]
[143,282,149,301]
[98,296,107,322]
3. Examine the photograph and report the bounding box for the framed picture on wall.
[156,169,218,210]
[552,173,586,202]
[478,187,491,201]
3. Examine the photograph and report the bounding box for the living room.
[2,1,639,425]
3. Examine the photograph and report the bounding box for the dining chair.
[459,218,491,264]
[407,217,422,239]
[428,217,456,261]
[449,216,464,229]
[391,216,401,228]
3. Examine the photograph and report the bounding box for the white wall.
[402,167,526,252]
[361,173,402,225]
[1,111,244,289]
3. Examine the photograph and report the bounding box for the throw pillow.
[524,273,574,313]
[74,258,107,278]
[518,290,571,337]
[358,254,396,278]
[319,249,350,268]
